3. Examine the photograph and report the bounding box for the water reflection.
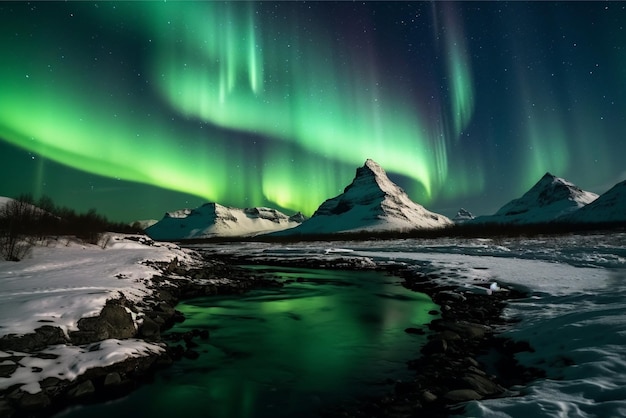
[56,267,437,418]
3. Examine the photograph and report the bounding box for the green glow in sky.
[1,2,624,221]
[151,2,439,200]
[439,3,475,138]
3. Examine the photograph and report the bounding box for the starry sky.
[1,1,625,223]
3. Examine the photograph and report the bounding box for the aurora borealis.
[1,2,625,222]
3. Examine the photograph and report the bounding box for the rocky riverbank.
[205,252,545,418]
[0,255,283,418]
[317,263,546,417]
[1,248,544,418]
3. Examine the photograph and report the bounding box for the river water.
[57,266,437,418]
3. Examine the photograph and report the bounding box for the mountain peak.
[566,179,626,224]
[453,208,475,223]
[470,172,598,224]
[343,158,400,198]
[275,159,451,235]
[363,158,384,172]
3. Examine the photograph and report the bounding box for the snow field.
[0,234,196,394]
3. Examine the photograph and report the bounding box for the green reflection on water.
[56,267,437,418]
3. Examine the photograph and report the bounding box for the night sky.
[1,1,625,222]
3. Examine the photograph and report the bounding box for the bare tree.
[0,195,37,261]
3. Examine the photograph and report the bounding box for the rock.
[433,320,490,339]
[420,390,438,403]
[440,330,461,342]
[165,257,179,273]
[40,377,66,397]
[464,357,480,368]
[422,338,447,355]
[70,302,136,344]
[17,391,51,412]
[0,325,67,353]
[139,317,161,340]
[156,302,175,317]
[0,362,18,378]
[462,373,504,396]
[172,310,185,323]
[103,372,122,387]
[67,380,95,400]
[443,389,483,402]
[435,291,466,302]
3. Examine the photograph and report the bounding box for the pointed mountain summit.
[145,203,304,240]
[471,172,598,225]
[453,208,475,223]
[565,180,626,224]
[274,159,451,235]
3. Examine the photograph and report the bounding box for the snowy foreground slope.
[471,173,598,224]
[274,159,451,235]
[0,235,198,393]
[198,232,626,418]
[146,203,304,240]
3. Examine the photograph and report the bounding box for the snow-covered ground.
[0,234,197,394]
[3,231,626,416]
[198,232,626,417]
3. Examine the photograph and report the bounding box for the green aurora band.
[1,2,622,219]
[0,2,477,215]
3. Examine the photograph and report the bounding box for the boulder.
[103,372,122,387]
[139,317,161,341]
[0,326,67,353]
[420,390,438,403]
[16,392,51,412]
[66,380,95,400]
[462,373,504,396]
[0,362,18,378]
[443,389,482,402]
[70,302,136,345]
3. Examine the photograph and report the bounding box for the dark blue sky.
[0,2,624,222]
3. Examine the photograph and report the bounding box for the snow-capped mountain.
[453,208,475,223]
[145,203,304,240]
[470,173,598,225]
[0,196,13,208]
[130,219,158,230]
[564,180,626,224]
[273,159,451,235]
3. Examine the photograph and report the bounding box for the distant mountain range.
[145,159,451,240]
[3,162,625,241]
[145,203,304,240]
[143,164,626,240]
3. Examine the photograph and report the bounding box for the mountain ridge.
[145,202,304,240]
[469,172,598,225]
